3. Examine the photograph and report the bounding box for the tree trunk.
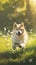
[30,0,36,32]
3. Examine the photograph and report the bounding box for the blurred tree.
[25,0,32,32]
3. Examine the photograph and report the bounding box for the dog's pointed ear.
[13,22,17,28]
[21,22,24,27]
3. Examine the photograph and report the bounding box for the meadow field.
[0,32,36,65]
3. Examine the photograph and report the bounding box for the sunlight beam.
[32,0,36,3]
[30,0,36,14]
[30,0,36,5]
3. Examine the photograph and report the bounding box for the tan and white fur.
[11,22,28,49]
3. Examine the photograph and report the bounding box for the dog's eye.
[20,29,22,31]
[16,29,18,30]
[14,24,17,27]
[20,29,24,32]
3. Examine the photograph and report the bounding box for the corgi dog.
[12,22,28,49]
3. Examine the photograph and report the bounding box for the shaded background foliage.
[0,0,36,32]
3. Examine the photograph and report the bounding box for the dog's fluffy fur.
[11,22,28,49]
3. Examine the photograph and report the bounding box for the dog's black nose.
[18,31,20,35]
[18,31,20,34]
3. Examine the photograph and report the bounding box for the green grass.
[0,33,36,65]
